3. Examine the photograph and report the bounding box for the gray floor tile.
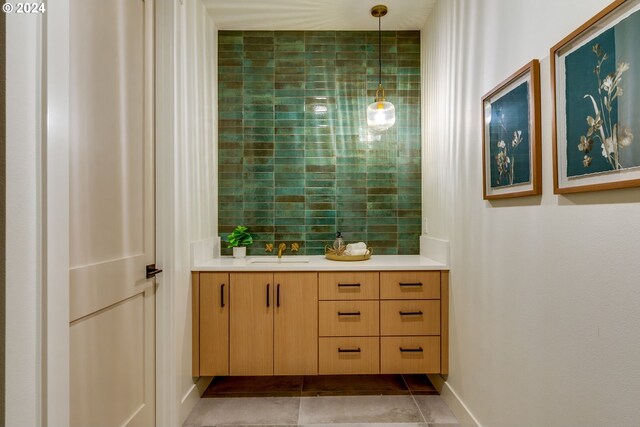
[301,424,428,427]
[413,395,459,424]
[298,395,424,424]
[183,397,299,426]
[427,423,461,427]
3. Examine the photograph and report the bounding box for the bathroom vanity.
[191,255,448,378]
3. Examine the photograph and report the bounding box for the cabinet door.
[199,273,229,376]
[274,272,318,375]
[230,273,273,375]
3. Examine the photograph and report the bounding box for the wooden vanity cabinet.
[229,272,273,375]
[273,273,318,375]
[192,269,448,378]
[195,272,229,376]
[229,272,317,376]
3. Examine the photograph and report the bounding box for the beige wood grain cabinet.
[193,272,229,377]
[229,272,274,375]
[273,272,318,375]
[229,272,318,376]
[193,268,448,378]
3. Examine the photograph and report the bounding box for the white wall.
[423,1,640,426]
[5,12,41,427]
[156,0,217,425]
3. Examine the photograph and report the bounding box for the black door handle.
[266,283,270,307]
[146,264,163,279]
[338,347,361,353]
[220,284,225,308]
[400,347,424,352]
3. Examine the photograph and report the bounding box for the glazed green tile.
[275,209,305,218]
[275,187,305,196]
[276,180,305,190]
[218,30,421,254]
[274,201,305,211]
[274,97,305,106]
[275,217,305,226]
[366,217,398,226]
[305,232,336,242]
[275,157,304,166]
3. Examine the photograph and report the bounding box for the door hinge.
[146,264,163,279]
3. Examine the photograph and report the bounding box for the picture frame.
[551,0,640,193]
[482,60,541,200]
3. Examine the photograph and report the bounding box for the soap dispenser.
[333,231,344,252]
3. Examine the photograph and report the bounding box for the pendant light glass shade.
[367,87,395,131]
[368,5,395,132]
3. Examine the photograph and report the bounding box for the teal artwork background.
[218,31,421,255]
[564,9,640,177]
[565,28,616,177]
[488,81,531,188]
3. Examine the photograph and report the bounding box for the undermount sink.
[247,256,310,264]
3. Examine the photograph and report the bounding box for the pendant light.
[367,4,395,132]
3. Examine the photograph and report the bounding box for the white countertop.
[192,254,448,272]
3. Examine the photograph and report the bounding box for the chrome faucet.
[277,243,287,258]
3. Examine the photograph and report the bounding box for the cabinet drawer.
[319,301,379,337]
[380,300,440,336]
[319,272,379,300]
[319,337,380,374]
[380,271,440,300]
[380,336,440,374]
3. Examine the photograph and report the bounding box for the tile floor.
[184,375,460,427]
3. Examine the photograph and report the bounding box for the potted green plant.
[226,225,254,258]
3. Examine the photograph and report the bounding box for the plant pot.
[233,246,246,258]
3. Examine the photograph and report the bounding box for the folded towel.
[345,248,368,256]
[344,242,368,256]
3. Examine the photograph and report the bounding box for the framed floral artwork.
[552,0,640,193]
[482,60,542,200]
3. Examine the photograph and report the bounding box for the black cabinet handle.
[266,283,270,307]
[276,284,280,307]
[400,347,424,352]
[399,282,423,287]
[220,284,225,308]
[338,347,361,353]
[338,283,361,287]
[399,310,423,316]
[337,311,361,316]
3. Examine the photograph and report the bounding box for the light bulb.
[367,100,395,131]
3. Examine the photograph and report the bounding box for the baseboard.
[179,376,213,424]
[427,374,482,427]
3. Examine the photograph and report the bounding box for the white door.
[68,0,156,426]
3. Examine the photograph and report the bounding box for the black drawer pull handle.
[337,311,361,316]
[338,347,361,353]
[220,284,225,308]
[400,347,424,353]
[276,283,280,307]
[399,282,423,287]
[266,283,270,307]
[338,283,361,287]
[399,310,423,316]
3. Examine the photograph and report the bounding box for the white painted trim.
[154,0,178,424]
[428,375,482,427]
[178,377,213,422]
[45,0,71,425]
[5,11,42,427]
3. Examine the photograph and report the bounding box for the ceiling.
[203,0,436,31]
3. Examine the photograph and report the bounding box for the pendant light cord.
[378,14,382,87]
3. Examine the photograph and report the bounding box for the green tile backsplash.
[218,31,421,256]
